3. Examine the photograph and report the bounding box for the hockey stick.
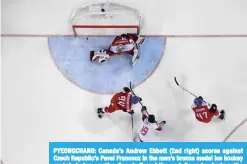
[129,81,166,126]
[175,77,227,120]
[174,77,210,104]
[128,81,136,139]
[131,112,134,137]
[129,81,144,107]
[129,81,150,115]
[174,77,198,98]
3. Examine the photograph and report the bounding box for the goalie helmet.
[130,96,139,104]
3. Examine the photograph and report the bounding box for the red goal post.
[69,2,142,36]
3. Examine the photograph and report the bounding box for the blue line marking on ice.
[48,36,165,93]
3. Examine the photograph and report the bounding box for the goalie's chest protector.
[110,40,134,53]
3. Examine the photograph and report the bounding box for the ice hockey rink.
[2,0,247,163]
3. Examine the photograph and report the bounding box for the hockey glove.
[218,110,225,120]
[141,106,147,112]
[128,110,134,115]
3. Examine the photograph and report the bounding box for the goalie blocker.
[90,33,145,66]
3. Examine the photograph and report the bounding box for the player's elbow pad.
[142,114,148,121]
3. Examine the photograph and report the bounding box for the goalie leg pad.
[90,50,111,63]
[136,36,145,46]
[131,36,144,66]
[132,49,139,66]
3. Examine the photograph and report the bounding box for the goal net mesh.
[69,2,142,36]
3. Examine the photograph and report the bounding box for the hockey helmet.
[148,115,156,123]
[123,87,131,93]
[130,96,139,104]
[194,97,203,106]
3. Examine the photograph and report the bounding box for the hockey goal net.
[69,2,142,36]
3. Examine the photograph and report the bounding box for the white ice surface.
[2,0,247,164]
[226,120,247,141]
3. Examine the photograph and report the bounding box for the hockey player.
[97,87,142,118]
[191,96,225,123]
[134,106,166,142]
[90,33,145,65]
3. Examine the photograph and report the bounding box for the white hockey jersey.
[137,115,163,142]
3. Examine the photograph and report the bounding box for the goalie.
[90,33,145,66]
